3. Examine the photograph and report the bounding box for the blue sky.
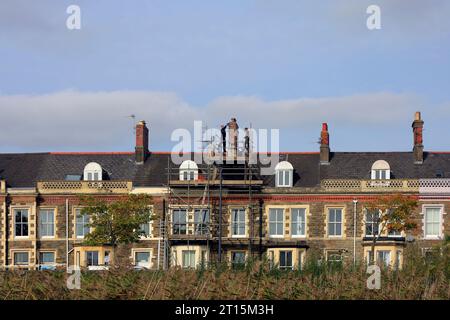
[0,0,449,152]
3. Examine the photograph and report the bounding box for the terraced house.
[0,112,449,271]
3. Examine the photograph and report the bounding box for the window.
[194,209,209,235]
[76,209,90,238]
[83,162,103,181]
[424,207,441,238]
[182,250,196,268]
[291,208,306,237]
[231,208,246,237]
[200,250,208,267]
[275,161,293,187]
[39,252,55,265]
[371,160,390,180]
[231,252,246,269]
[269,208,284,237]
[14,209,29,237]
[139,207,153,237]
[172,209,187,235]
[39,209,55,237]
[135,251,151,269]
[395,251,402,269]
[14,252,29,266]
[104,251,110,266]
[326,250,343,265]
[328,208,343,237]
[365,209,379,236]
[86,251,99,266]
[279,251,293,270]
[377,250,391,267]
[139,222,151,237]
[179,160,198,181]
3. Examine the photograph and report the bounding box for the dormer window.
[371,160,390,180]
[179,160,198,181]
[275,161,294,187]
[83,162,103,181]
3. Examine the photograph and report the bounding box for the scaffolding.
[159,124,263,269]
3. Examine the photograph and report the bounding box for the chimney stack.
[135,120,149,163]
[320,123,330,165]
[412,111,424,164]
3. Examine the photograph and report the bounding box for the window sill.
[424,235,441,240]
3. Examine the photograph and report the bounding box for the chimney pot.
[135,121,149,163]
[320,122,330,165]
[412,111,424,164]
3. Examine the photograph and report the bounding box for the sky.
[0,0,449,153]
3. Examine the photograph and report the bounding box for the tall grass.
[0,244,448,300]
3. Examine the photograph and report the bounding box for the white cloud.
[0,89,431,152]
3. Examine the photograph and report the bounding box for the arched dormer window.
[275,161,294,187]
[371,160,390,180]
[83,162,103,181]
[179,160,198,181]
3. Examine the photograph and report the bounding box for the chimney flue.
[135,120,149,164]
[412,111,424,164]
[320,122,330,165]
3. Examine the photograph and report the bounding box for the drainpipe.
[66,198,69,272]
[218,167,223,264]
[353,199,358,265]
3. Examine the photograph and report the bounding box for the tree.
[79,194,154,250]
[364,194,418,265]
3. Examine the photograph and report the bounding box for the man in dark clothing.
[221,124,227,154]
[244,127,250,155]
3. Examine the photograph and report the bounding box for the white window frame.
[139,206,153,239]
[13,251,30,266]
[327,208,343,237]
[279,250,294,270]
[231,208,246,238]
[14,208,29,239]
[364,209,380,237]
[194,209,210,236]
[182,250,196,269]
[86,251,100,267]
[39,251,56,266]
[133,249,152,269]
[371,160,391,180]
[291,208,306,238]
[75,209,90,239]
[172,209,187,235]
[83,162,103,181]
[179,160,198,181]
[39,208,55,238]
[230,251,246,268]
[422,205,444,239]
[268,208,284,238]
[275,161,293,188]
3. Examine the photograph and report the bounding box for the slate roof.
[0,151,449,188]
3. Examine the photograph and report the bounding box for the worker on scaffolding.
[244,127,250,156]
[220,123,228,154]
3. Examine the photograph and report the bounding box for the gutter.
[353,199,358,265]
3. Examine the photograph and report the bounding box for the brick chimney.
[320,123,330,165]
[135,120,149,163]
[412,111,424,164]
